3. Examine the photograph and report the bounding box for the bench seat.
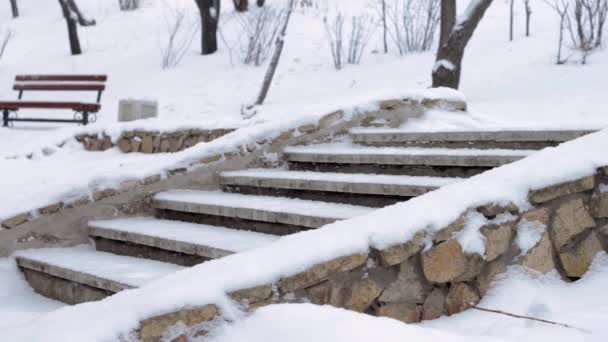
[0,101,100,112]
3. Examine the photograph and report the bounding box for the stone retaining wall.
[139,169,608,342]
[75,128,236,153]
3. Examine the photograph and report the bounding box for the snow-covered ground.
[0,258,63,330]
[1,0,607,339]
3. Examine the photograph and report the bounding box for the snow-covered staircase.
[14,128,595,304]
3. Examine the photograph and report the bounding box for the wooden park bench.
[0,74,107,127]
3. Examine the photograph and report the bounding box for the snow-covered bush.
[385,0,440,55]
[160,5,198,69]
[324,12,375,70]
[546,0,608,64]
[235,6,286,66]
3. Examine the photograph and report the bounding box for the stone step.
[349,129,596,149]
[15,246,183,305]
[220,168,461,207]
[283,144,534,177]
[154,190,374,235]
[89,217,279,266]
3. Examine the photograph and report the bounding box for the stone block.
[318,111,344,129]
[93,188,117,202]
[346,278,383,312]
[279,253,368,293]
[422,288,447,320]
[476,257,508,297]
[477,202,518,218]
[590,184,608,218]
[529,176,595,204]
[446,283,480,315]
[229,285,273,304]
[376,231,426,267]
[379,256,429,304]
[377,303,422,323]
[519,231,556,274]
[141,136,154,154]
[118,99,158,122]
[552,197,595,250]
[559,231,604,278]
[38,202,64,215]
[139,305,217,342]
[199,154,222,164]
[482,221,515,261]
[297,124,317,134]
[1,212,31,229]
[117,138,132,153]
[433,214,466,243]
[422,240,467,283]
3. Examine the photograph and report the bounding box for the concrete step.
[283,144,534,177]
[349,129,596,149]
[15,245,183,304]
[220,168,461,207]
[154,190,374,235]
[89,217,279,266]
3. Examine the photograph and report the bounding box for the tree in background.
[9,0,18,18]
[57,0,96,55]
[194,0,221,55]
[509,0,515,41]
[58,0,82,55]
[432,0,494,89]
[233,0,248,12]
[67,0,96,26]
[243,0,296,118]
[524,0,532,36]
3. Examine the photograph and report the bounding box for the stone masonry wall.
[75,128,236,153]
[139,168,608,342]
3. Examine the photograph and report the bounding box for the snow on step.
[349,128,596,143]
[89,217,278,259]
[220,169,461,196]
[283,144,534,167]
[15,245,183,292]
[154,190,374,228]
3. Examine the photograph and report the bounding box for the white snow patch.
[516,219,547,255]
[455,211,517,256]
[0,258,64,330]
[434,59,456,72]
[599,183,608,193]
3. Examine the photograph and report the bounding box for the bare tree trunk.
[194,0,221,55]
[10,0,19,18]
[439,0,457,48]
[432,0,494,89]
[58,0,82,55]
[381,0,388,53]
[524,0,532,36]
[233,0,248,12]
[257,0,265,7]
[509,0,515,41]
[67,0,96,26]
[253,0,296,107]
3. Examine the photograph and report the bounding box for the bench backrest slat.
[15,75,108,82]
[13,84,106,92]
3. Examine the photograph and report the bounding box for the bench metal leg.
[2,109,8,127]
[82,112,89,126]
